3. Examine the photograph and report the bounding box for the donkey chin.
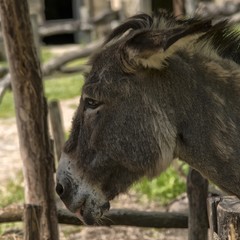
[56,153,110,225]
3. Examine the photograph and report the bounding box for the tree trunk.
[0,1,59,239]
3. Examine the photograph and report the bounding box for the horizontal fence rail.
[0,205,188,228]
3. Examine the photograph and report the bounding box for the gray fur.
[56,11,240,224]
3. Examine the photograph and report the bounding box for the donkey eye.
[84,98,101,109]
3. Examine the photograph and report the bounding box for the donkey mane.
[105,10,240,65]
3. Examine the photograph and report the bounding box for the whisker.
[96,218,103,226]
[101,215,114,225]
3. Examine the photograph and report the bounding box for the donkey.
[56,11,240,225]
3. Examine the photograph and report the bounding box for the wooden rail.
[0,206,188,229]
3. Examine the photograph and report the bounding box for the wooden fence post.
[24,204,42,240]
[0,1,59,239]
[49,100,65,162]
[207,196,221,239]
[187,168,209,240]
[208,196,240,240]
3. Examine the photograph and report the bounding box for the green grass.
[134,163,188,205]
[0,222,23,236]
[44,73,84,100]
[0,172,24,208]
[0,73,84,118]
[41,48,54,63]
[0,165,187,208]
[0,173,24,235]
[0,91,15,118]
[66,58,88,68]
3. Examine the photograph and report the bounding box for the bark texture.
[0,1,59,239]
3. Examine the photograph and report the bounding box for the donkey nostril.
[56,183,64,196]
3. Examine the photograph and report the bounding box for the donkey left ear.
[124,20,211,70]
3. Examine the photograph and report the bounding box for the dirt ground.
[0,97,189,240]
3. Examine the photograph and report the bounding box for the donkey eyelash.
[84,97,102,109]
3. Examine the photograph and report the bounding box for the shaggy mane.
[105,10,240,65]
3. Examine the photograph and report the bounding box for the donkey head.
[56,12,212,224]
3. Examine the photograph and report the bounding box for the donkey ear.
[125,20,211,70]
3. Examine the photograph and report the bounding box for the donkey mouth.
[75,201,111,225]
[75,209,95,225]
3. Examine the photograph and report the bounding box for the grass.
[0,91,15,118]
[0,172,24,208]
[0,172,24,235]
[134,163,188,205]
[0,73,84,118]
[0,164,188,212]
[65,58,88,67]
[41,48,54,63]
[44,73,84,100]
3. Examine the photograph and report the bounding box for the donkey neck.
[149,51,240,197]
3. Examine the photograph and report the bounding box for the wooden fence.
[0,205,188,229]
[1,196,240,240]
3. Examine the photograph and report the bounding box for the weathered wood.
[0,66,8,78]
[49,100,65,162]
[217,196,240,240]
[187,168,209,240]
[173,0,185,16]
[207,196,240,240]
[185,0,198,15]
[196,1,240,19]
[41,40,101,76]
[30,14,40,59]
[39,19,91,37]
[0,1,59,239]
[0,206,189,228]
[0,205,24,223]
[24,204,42,240]
[0,73,10,104]
[59,65,88,74]
[103,209,188,228]
[207,196,221,239]
[38,11,119,37]
[139,0,152,15]
[230,12,240,24]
